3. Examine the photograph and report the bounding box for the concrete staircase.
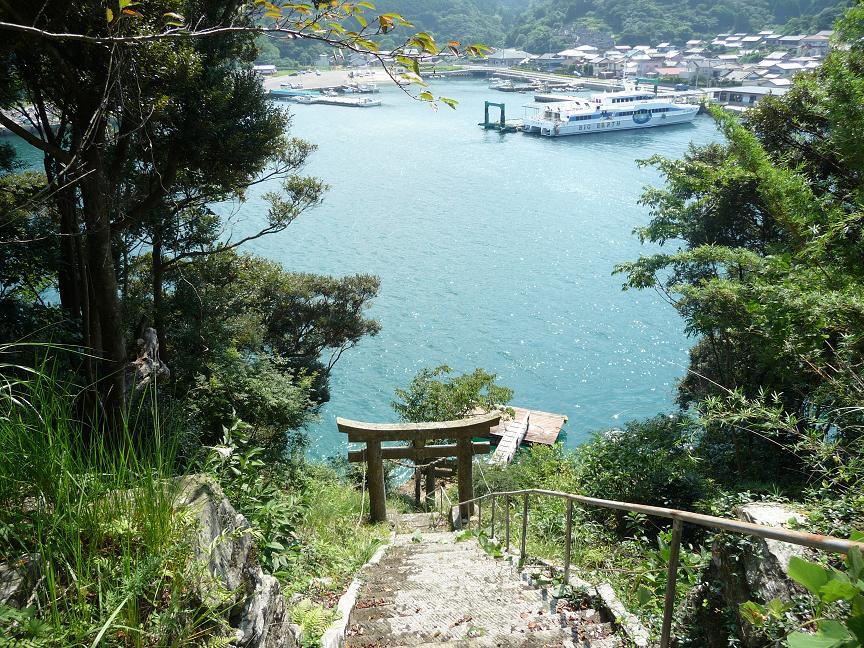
[342,515,626,647]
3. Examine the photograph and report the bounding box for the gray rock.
[0,554,41,608]
[176,475,296,648]
[736,502,812,602]
[677,502,813,647]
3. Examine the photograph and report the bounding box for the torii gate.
[338,413,501,523]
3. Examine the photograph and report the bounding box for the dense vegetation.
[507,0,853,50]
[259,0,852,69]
[473,3,864,645]
[0,1,434,644]
[3,0,864,645]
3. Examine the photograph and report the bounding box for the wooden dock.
[489,417,529,465]
[481,406,568,465]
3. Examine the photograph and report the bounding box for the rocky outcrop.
[176,475,297,648]
[0,554,41,609]
[677,502,813,647]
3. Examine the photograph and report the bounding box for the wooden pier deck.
[480,406,568,464]
[489,417,529,465]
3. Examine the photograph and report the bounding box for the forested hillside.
[370,0,523,47]
[260,0,851,66]
[507,0,852,50]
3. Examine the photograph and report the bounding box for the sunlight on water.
[3,78,720,458]
[223,79,722,458]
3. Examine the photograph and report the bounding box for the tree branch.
[0,113,72,163]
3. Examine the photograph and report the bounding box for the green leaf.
[820,579,860,603]
[106,7,114,22]
[163,11,184,26]
[786,632,847,648]
[740,600,766,626]
[636,584,654,607]
[847,615,864,644]
[848,547,864,581]
[419,90,433,102]
[818,620,854,640]
[788,556,832,596]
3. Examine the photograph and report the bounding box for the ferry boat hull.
[521,82,700,136]
[533,105,698,136]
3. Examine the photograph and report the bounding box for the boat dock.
[303,96,381,107]
[484,406,568,464]
[534,93,581,103]
[269,89,382,107]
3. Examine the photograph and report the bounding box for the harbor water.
[232,79,722,458]
[5,79,722,459]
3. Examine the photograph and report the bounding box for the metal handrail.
[437,486,864,648]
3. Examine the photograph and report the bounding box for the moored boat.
[522,83,698,136]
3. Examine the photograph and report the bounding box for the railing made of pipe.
[438,487,864,648]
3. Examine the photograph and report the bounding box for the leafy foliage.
[742,540,864,647]
[392,365,513,423]
[614,4,864,499]
[575,415,708,511]
[507,0,852,50]
[125,250,380,448]
[202,416,390,600]
[0,365,230,645]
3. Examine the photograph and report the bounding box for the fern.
[290,599,336,647]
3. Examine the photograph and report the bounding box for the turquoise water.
[233,80,721,457]
[4,80,721,457]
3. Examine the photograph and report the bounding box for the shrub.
[576,415,707,511]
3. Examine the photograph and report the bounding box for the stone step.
[345,527,627,648]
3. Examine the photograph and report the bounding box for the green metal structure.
[479,101,519,133]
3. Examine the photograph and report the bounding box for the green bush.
[576,415,708,511]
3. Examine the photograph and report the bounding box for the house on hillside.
[800,31,832,57]
[594,56,625,78]
[710,85,788,110]
[778,34,806,52]
[487,48,532,66]
[534,53,566,71]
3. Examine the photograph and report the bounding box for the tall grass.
[0,364,220,646]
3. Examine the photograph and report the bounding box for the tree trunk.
[52,174,83,320]
[151,229,168,362]
[79,138,127,424]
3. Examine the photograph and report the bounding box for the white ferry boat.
[522,85,698,137]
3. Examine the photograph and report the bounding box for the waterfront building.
[709,85,789,111]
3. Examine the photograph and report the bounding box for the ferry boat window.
[748,95,757,104]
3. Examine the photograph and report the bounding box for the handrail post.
[505,494,511,553]
[660,519,684,648]
[520,493,529,564]
[478,497,482,531]
[491,495,496,539]
[563,498,573,584]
